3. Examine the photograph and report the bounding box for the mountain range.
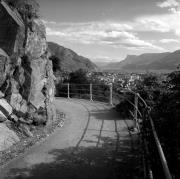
[98,50,180,73]
[48,41,180,73]
[48,42,98,72]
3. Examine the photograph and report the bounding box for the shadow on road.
[4,134,141,179]
[3,102,141,179]
[90,108,120,121]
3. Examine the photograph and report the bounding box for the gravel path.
[0,98,141,179]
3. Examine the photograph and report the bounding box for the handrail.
[149,116,172,179]
[117,87,172,179]
[135,93,172,179]
[57,83,173,179]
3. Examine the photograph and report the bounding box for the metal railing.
[56,83,113,105]
[135,95,172,179]
[56,83,173,179]
[142,109,172,179]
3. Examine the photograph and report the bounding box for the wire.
[69,88,90,91]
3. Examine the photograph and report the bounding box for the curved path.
[0,98,140,179]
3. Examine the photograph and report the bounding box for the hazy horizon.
[37,0,180,62]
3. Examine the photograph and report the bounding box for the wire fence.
[55,83,112,103]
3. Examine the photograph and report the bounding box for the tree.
[68,69,89,84]
[49,55,61,73]
[55,69,89,98]
[141,74,159,88]
[154,69,180,176]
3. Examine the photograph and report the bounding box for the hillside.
[48,42,98,72]
[101,50,180,72]
[148,49,180,70]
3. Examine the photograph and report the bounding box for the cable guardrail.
[56,83,112,103]
[56,83,173,179]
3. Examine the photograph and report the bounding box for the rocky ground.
[0,110,65,167]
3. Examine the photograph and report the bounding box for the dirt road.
[0,98,141,179]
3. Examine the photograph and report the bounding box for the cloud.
[157,0,180,13]
[46,0,180,52]
[160,38,180,43]
[44,20,133,31]
[42,20,57,25]
[91,56,120,63]
[45,21,164,51]
[100,32,164,50]
[132,0,180,35]
[135,16,170,33]
[157,0,179,8]
[135,11,180,36]
[120,39,164,50]
[46,27,66,36]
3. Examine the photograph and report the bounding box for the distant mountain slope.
[102,50,180,72]
[148,49,180,70]
[48,42,98,72]
[122,52,170,71]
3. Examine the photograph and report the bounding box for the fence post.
[109,83,113,106]
[134,93,139,131]
[90,83,93,101]
[67,83,70,99]
[134,93,138,120]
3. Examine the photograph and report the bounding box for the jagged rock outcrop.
[0,0,56,149]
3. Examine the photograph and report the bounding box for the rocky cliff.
[0,0,55,150]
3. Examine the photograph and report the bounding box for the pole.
[109,83,113,106]
[134,93,140,131]
[67,83,70,99]
[90,83,93,101]
[134,93,138,120]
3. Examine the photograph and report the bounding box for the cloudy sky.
[37,0,180,62]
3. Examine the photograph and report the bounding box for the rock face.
[0,1,24,56]
[0,0,55,145]
[0,123,20,151]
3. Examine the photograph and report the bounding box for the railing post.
[109,83,113,106]
[67,83,70,99]
[134,93,138,129]
[134,93,138,120]
[90,83,93,101]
